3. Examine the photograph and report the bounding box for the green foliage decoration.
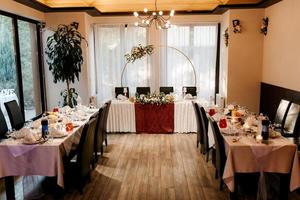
[45,22,86,107]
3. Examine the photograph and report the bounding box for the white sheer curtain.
[93,25,149,105]
[161,24,218,101]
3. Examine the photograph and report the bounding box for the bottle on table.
[41,114,49,139]
[261,119,270,141]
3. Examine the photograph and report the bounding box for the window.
[92,23,218,103]
[18,20,42,120]
[0,11,44,127]
[94,25,148,104]
[161,24,218,100]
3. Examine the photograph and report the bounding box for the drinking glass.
[208,108,216,116]
[65,122,74,132]
[219,118,227,129]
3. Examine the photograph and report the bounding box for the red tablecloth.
[135,103,174,133]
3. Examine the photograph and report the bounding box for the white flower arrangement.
[125,44,154,63]
[135,92,174,105]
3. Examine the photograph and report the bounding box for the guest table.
[107,99,205,133]
[0,107,98,199]
[222,134,300,193]
[205,109,300,195]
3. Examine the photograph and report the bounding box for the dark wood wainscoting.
[260,82,300,121]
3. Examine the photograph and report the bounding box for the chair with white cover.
[273,99,291,133]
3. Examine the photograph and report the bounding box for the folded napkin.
[49,127,65,138]
[23,129,40,143]
[11,127,37,139]
[184,93,193,100]
[244,116,257,127]
[117,94,128,101]
[10,129,26,139]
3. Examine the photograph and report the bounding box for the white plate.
[22,139,45,145]
[51,134,67,138]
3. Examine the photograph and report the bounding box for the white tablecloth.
[174,100,197,133]
[0,109,98,188]
[107,100,136,132]
[107,100,207,133]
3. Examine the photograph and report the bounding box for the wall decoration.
[122,45,197,87]
[224,28,229,47]
[260,17,269,35]
[232,19,242,33]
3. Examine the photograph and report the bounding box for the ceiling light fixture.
[133,0,174,29]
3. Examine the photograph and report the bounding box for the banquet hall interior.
[1,0,300,199]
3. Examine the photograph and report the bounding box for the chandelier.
[133,0,175,29]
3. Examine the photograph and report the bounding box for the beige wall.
[44,12,90,109]
[262,0,300,92]
[0,0,44,21]
[219,11,230,100]
[226,9,265,113]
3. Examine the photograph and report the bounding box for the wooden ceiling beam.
[13,0,282,17]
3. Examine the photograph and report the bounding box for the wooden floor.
[64,133,228,200]
[1,133,300,200]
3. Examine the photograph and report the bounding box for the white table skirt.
[107,100,207,133]
[107,100,136,132]
[174,100,197,133]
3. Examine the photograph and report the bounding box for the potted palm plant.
[45,22,86,107]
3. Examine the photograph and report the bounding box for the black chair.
[103,100,111,146]
[192,101,204,151]
[0,108,9,139]
[159,87,173,95]
[94,106,105,163]
[274,99,291,132]
[4,100,25,130]
[199,106,213,162]
[208,117,226,191]
[136,87,150,95]
[115,87,129,98]
[183,86,197,96]
[65,117,97,193]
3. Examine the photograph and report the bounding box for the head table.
[0,107,98,199]
[106,99,205,133]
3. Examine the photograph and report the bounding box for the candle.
[123,87,127,93]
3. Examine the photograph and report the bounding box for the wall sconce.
[232,19,241,33]
[224,28,229,47]
[260,17,269,36]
